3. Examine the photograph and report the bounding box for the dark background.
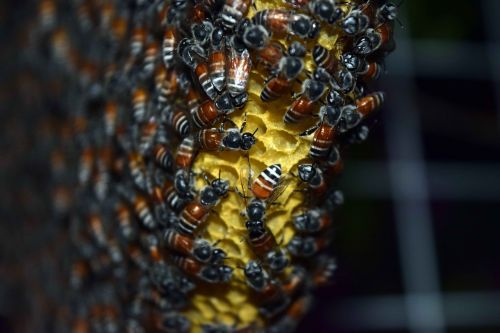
[299,1,500,332]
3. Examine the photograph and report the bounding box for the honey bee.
[172,254,233,283]
[287,234,330,257]
[196,118,257,152]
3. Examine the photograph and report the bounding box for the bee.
[186,85,202,116]
[130,25,147,56]
[138,117,158,155]
[38,0,56,30]
[164,228,227,264]
[341,52,365,73]
[132,193,157,230]
[103,101,118,137]
[340,6,370,35]
[191,20,214,47]
[312,45,337,75]
[153,144,173,170]
[243,261,290,317]
[128,151,148,190]
[376,2,399,24]
[353,24,393,55]
[255,42,284,71]
[196,118,257,152]
[178,39,217,100]
[308,0,343,24]
[158,68,178,106]
[292,208,332,233]
[116,201,135,240]
[252,9,319,39]
[143,41,160,77]
[151,185,170,226]
[175,136,197,169]
[191,92,248,128]
[297,163,327,195]
[220,0,253,30]
[76,1,92,31]
[288,234,330,257]
[78,146,94,186]
[250,163,284,201]
[357,91,385,117]
[283,77,327,124]
[166,107,190,137]
[261,55,304,102]
[312,255,337,287]
[208,28,227,92]
[163,180,188,212]
[172,254,233,283]
[174,169,196,199]
[162,26,177,68]
[132,87,148,123]
[300,105,343,159]
[236,19,270,50]
[359,61,382,82]
[141,233,164,263]
[88,213,107,247]
[177,175,229,236]
[227,47,252,97]
[245,220,289,272]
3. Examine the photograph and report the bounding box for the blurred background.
[299,1,500,332]
[1,1,500,333]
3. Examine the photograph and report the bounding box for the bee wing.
[229,48,252,93]
[268,177,292,205]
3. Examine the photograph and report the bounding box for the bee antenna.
[252,128,258,136]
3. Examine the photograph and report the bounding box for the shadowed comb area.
[3,0,396,332]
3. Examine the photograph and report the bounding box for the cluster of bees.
[21,0,397,332]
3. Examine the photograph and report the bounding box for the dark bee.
[163,180,188,212]
[292,208,332,233]
[245,220,289,272]
[132,87,148,123]
[339,91,385,131]
[208,28,227,92]
[191,92,248,128]
[341,52,365,73]
[244,261,290,318]
[287,235,329,257]
[160,313,191,333]
[174,169,195,199]
[132,193,157,230]
[340,7,370,35]
[220,0,253,30]
[353,24,393,55]
[297,163,327,195]
[196,118,257,151]
[192,20,214,47]
[172,254,233,283]
[164,228,227,264]
[309,0,343,24]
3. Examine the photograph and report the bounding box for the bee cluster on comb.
[14,0,398,332]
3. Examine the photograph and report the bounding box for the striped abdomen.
[284,96,315,123]
[251,164,282,200]
[309,124,336,159]
[208,50,226,92]
[195,63,217,100]
[177,201,210,236]
[191,100,219,128]
[261,77,289,101]
[175,136,196,169]
[197,128,223,151]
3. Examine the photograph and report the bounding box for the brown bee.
[166,107,190,137]
[220,0,253,30]
[162,26,177,69]
[130,25,147,57]
[300,105,342,159]
[312,45,337,75]
[208,28,227,92]
[196,119,257,152]
[138,117,158,154]
[172,254,233,283]
[287,234,330,257]
[356,91,385,117]
[175,136,197,169]
[255,42,284,71]
[283,77,327,124]
[128,151,147,189]
[191,92,247,129]
[132,87,148,123]
[164,228,227,264]
[261,56,304,102]
[292,208,332,233]
[132,193,157,230]
[253,9,319,39]
[297,164,327,196]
